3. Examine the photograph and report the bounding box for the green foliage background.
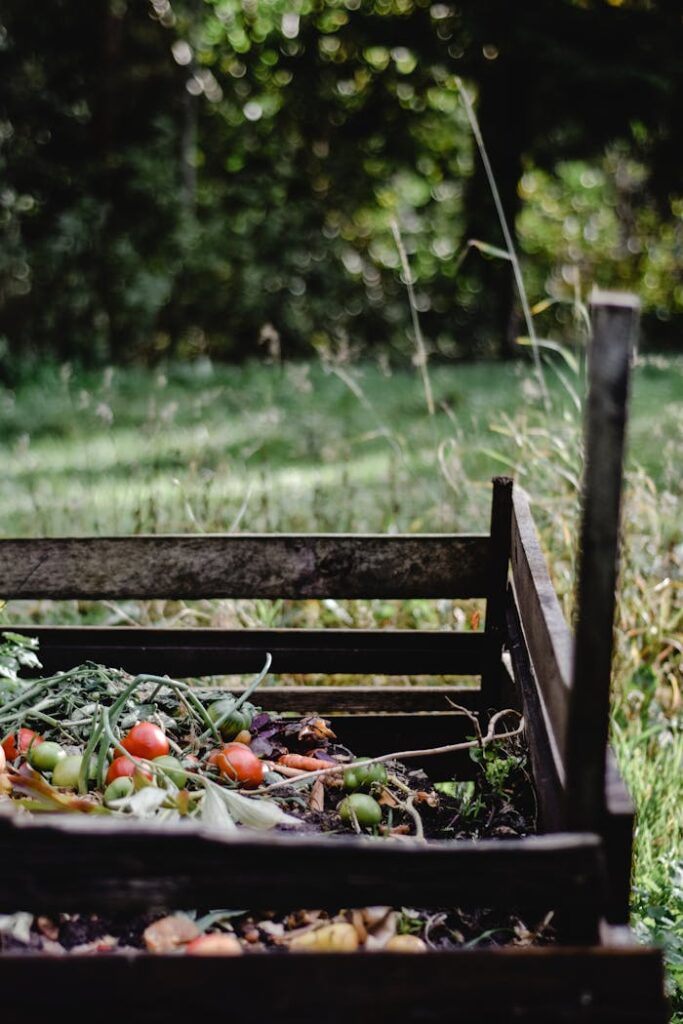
[1,0,681,366]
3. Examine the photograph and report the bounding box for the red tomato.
[1,728,43,762]
[209,742,264,788]
[121,722,169,760]
[106,755,152,785]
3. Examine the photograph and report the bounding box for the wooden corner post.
[565,291,639,832]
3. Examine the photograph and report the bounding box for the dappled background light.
[0,0,681,367]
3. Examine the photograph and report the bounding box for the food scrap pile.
[0,632,546,955]
[0,634,530,839]
[0,905,555,957]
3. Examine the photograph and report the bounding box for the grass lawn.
[1,353,682,1011]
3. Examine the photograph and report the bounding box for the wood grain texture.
[510,486,573,765]
[604,748,635,924]
[0,533,490,599]
[482,476,513,708]
[0,817,603,936]
[505,589,565,831]
[566,294,639,831]
[13,625,486,677]
[0,946,667,1024]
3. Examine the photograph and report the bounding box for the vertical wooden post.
[482,476,513,709]
[565,291,639,832]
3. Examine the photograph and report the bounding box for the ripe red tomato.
[209,742,264,788]
[106,755,152,785]
[1,728,44,762]
[121,722,169,760]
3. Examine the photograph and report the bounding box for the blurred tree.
[0,0,680,367]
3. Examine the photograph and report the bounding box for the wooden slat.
[0,816,603,935]
[506,588,636,917]
[12,625,486,677]
[0,946,667,1024]
[482,476,513,707]
[603,748,635,924]
[566,292,639,832]
[0,533,489,600]
[505,589,565,831]
[510,485,572,765]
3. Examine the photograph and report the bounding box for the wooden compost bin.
[0,293,667,1022]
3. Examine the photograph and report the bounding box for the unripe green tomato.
[339,793,383,827]
[103,776,135,806]
[207,699,253,741]
[153,754,187,789]
[343,762,388,792]
[28,741,66,772]
[52,754,96,789]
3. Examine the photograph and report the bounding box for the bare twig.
[403,792,426,842]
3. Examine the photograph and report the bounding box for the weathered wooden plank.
[13,625,486,677]
[482,476,513,708]
[566,292,639,832]
[510,485,572,765]
[0,817,603,935]
[603,748,635,924]
[0,533,490,600]
[505,589,565,831]
[0,945,667,1024]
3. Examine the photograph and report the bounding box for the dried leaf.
[297,716,336,745]
[378,789,399,808]
[144,915,199,954]
[308,778,325,812]
[36,916,60,941]
[414,790,438,808]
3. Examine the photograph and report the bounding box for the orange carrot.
[277,753,332,772]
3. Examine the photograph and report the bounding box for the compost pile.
[0,632,549,956]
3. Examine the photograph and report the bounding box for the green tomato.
[103,776,135,806]
[339,793,383,827]
[52,754,96,789]
[343,762,388,792]
[207,699,253,741]
[153,754,187,789]
[28,741,66,772]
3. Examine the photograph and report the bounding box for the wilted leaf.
[210,783,301,830]
[109,786,169,817]
[200,782,238,833]
[9,766,106,814]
